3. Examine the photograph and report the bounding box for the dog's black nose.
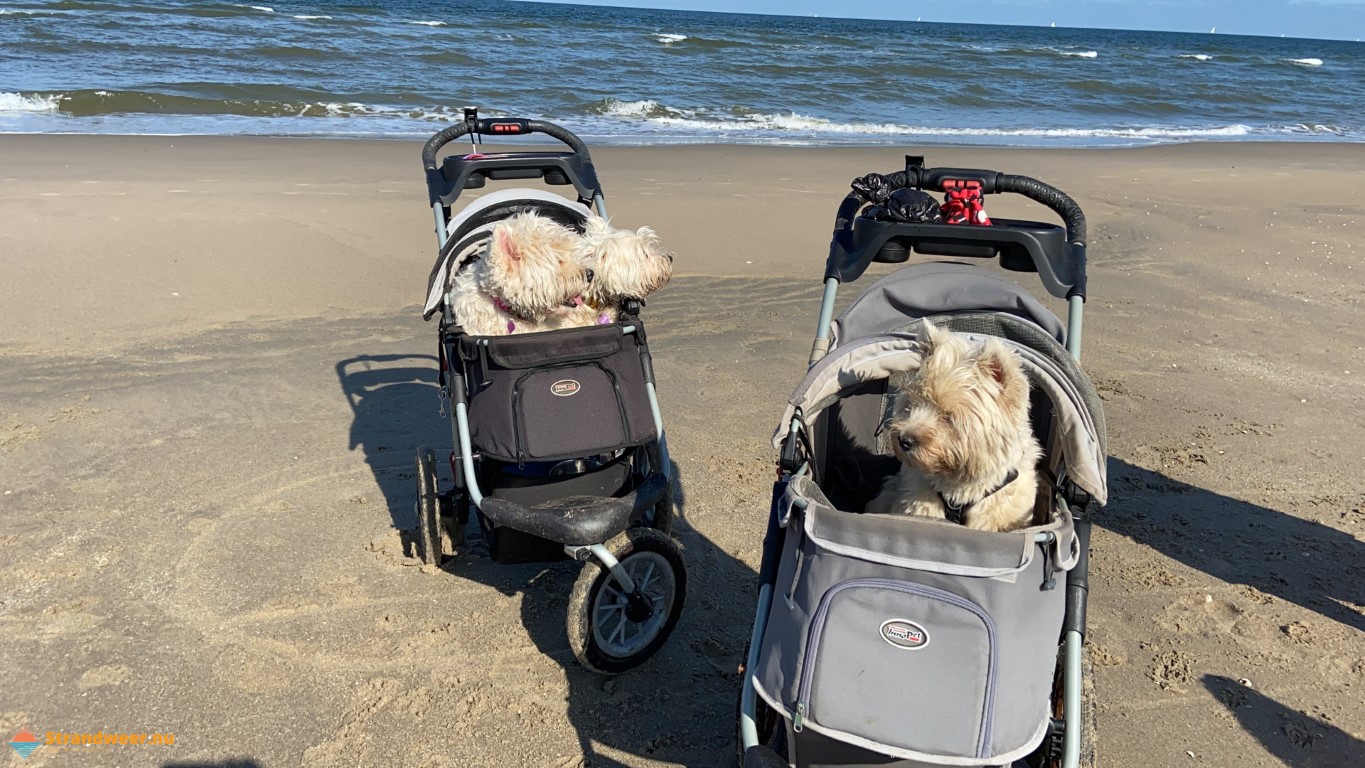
[898,435,915,453]
[585,268,595,282]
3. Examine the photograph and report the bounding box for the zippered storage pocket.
[512,362,629,461]
[793,578,999,760]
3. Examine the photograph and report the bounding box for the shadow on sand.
[1204,675,1362,768]
[1101,459,1363,632]
[163,761,264,768]
[337,352,754,766]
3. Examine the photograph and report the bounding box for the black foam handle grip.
[996,174,1088,246]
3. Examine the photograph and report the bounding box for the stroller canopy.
[832,262,1066,349]
[776,267,1108,505]
[422,188,591,320]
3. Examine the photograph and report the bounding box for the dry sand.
[1,136,1362,767]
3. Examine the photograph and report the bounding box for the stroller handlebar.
[856,168,1087,248]
[829,160,1089,300]
[421,117,591,170]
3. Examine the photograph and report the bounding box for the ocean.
[2,0,1363,146]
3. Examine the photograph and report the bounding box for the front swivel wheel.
[567,527,686,674]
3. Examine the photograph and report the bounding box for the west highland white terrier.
[865,321,1042,533]
[448,212,595,336]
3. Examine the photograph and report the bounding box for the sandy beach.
[1,136,1362,768]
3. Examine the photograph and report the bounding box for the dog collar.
[491,296,522,332]
[939,468,1020,526]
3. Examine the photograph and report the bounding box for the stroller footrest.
[478,473,667,546]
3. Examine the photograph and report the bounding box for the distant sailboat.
[1210,27,1216,33]
[1050,22,1056,28]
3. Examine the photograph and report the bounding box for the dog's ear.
[977,339,1025,397]
[584,214,612,238]
[492,227,521,262]
[917,319,944,354]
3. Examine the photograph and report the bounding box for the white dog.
[865,322,1042,533]
[448,213,595,336]
[565,214,673,326]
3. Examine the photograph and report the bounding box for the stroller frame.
[415,112,685,674]
[740,155,1098,768]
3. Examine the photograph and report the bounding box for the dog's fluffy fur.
[566,214,673,325]
[448,211,672,335]
[865,321,1042,533]
[448,213,594,336]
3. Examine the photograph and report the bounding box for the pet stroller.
[738,156,1108,767]
[414,111,684,673]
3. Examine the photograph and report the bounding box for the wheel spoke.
[609,614,627,645]
[638,562,657,590]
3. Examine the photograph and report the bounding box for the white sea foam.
[0,92,62,112]
[1287,57,1323,67]
[599,99,677,118]
[408,20,447,26]
[615,107,1258,141]
[236,4,274,12]
[1178,54,1213,61]
[292,15,332,21]
[1059,50,1098,58]
[652,33,688,44]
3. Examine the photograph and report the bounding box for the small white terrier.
[447,213,595,336]
[566,214,674,326]
[865,321,1042,533]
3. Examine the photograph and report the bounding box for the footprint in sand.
[78,664,130,689]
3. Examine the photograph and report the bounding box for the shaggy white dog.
[865,321,1042,533]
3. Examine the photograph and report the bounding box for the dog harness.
[938,467,1020,526]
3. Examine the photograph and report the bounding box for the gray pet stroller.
[739,156,1108,767]
[413,111,684,674]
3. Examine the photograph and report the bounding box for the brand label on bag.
[550,379,581,397]
[880,619,929,650]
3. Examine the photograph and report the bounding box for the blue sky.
[534,1,1365,41]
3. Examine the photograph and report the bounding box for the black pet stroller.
[413,112,684,673]
[738,157,1108,767]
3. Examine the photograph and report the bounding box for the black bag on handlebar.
[865,188,944,224]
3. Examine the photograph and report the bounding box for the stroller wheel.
[414,448,443,566]
[567,527,686,674]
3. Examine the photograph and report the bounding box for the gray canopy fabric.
[421,188,589,320]
[831,262,1066,349]
[772,329,1108,506]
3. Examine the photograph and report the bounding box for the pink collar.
[491,296,517,332]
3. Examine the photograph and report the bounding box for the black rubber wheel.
[567,527,686,674]
[440,488,468,550]
[414,448,443,566]
[736,639,789,766]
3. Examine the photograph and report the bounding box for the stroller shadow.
[163,761,263,768]
[514,461,756,767]
[337,352,756,766]
[337,353,447,535]
[1101,459,1363,632]
[1204,675,1362,767]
